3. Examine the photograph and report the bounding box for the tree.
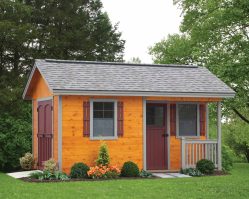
[0,0,125,171]
[128,57,142,64]
[96,143,110,166]
[150,0,249,124]
[224,119,249,162]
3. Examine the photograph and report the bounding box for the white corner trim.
[58,96,62,170]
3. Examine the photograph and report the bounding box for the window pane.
[179,104,197,136]
[104,111,114,118]
[94,102,103,111]
[104,102,114,110]
[93,118,114,137]
[94,111,103,118]
[93,101,115,137]
[146,106,164,126]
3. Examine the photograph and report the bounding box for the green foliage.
[196,159,215,175]
[29,170,69,181]
[121,161,139,177]
[29,171,43,179]
[70,162,89,178]
[0,112,32,171]
[0,0,125,172]
[222,145,233,172]
[224,119,249,162]
[19,152,34,170]
[139,169,152,178]
[96,143,110,166]
[43,159,57,173]
[180,168,203,177]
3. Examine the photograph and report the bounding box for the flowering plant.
[87,165,120,179]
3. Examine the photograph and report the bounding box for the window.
[146,105,164,127]
[91,101,117,138]
[178,104,199,136]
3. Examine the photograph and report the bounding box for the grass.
[1,164,249,199]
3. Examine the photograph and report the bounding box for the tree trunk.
[245,149,249,163]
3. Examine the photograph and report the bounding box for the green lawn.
[1,164,249,199]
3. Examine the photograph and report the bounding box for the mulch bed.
[20,176,159,183]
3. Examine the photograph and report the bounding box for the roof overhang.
[52,89,235,98]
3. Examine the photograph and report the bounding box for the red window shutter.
[117,101,124,137]
[170,104,176,136]
[199,104,206,136]
[83,101,90,137]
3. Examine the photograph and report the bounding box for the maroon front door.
[146,103,168,170]
[37,100,53,169]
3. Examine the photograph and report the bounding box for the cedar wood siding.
[30,69,58,163]
[61,96,143,174]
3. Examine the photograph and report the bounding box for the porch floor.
[152,173,192,178]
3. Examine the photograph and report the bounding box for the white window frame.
[176,103,200,138]
[90,99,118,140]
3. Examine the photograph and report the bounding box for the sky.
[101,0,182,63]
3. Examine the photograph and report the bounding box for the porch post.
[217,101,222,170]
[142,97,147,170]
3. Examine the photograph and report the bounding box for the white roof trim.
[52,89,235,98]
[22,63,53,100]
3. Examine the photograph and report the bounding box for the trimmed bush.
[70,162,89,178]
[19,152,34,170]
[43,159,57,173]
[196,159,215,174]
[96,143,110,166]
[121,161,139,177]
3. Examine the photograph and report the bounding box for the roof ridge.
[42,59,198,68]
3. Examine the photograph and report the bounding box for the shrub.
[43,159,57,173]
[140,169,152,178]
[196,159,215,174]
[87,165,120,179]
[96,143,110,166]
[19,152,34,170]
[180,168,203,177]
[29,171,43,179]
[121,161,139,177]
[70,162,89,178]
[222,145,233,172]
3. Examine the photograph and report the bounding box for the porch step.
[152,173,191,178]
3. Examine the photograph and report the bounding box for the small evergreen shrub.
[121,161,139,177]
[140,169,152,178]
[96,143,110,166]
[43,158,57,173]
[19,152,35,170]
[180,168,203,177]
[196,159,215,174]
[70,162,89,178]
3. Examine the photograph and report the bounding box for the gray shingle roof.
[23,59,235,99]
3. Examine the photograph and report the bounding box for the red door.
[37,100,53,169]
[146,103,168,170]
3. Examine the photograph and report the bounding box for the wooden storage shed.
[23,59,235,173]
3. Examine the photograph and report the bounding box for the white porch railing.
[181,139,218,169]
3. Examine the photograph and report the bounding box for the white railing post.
[181,137,186,169]
[217,101,222,170]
